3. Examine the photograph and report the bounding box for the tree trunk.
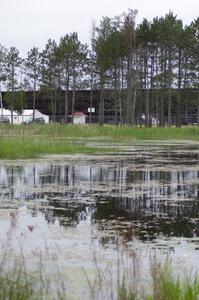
[176,90,182,127]
[126,57,133,125]
[159,91,165,127]
[72,74,76,125]
[145,88,150,127]
[132,85,137,125]
[114,66,119,125]
[0,91,3,118]
[99,80,104,125]
[144,59,150,127]
[89,65,93,124]
[64,75,69,123]
[168,89,172,126]
[11,66,14,124]
[64,62,69,123]
[54,88,57,122]
[50,91,54,121]
[33,82,36,121]
[197,92,199,126]
[156,93,159,126]
[118,65,123,125]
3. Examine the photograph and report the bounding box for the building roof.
[74,112,87,116]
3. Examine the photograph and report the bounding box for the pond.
[0,143,199,298]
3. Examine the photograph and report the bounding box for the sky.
[1,0,199,57]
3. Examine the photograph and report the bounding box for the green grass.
[116,258,199,300]
[0,124,199,159]
[0,136,111,159]
[1,124,199,140]
[1,250,199,300]
[0,270,36,300]
[146,268,199,300]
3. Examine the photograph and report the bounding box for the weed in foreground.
[0,212,68,300]
[1,214,199,299]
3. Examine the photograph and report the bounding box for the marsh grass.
[0,263,36,300]
[148,254,199,300]
[111,252,199,300]
[1,124,199,140]
[1,124,199,159]
[0,136,113,159]
[30,124,199,140]
[1,222,199,300]
[0,214,68,300]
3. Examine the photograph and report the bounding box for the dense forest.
[0,9,199,126]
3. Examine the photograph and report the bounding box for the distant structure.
[0,109,49,124]
[73,112,87,124]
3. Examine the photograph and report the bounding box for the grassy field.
[0,124,199,159]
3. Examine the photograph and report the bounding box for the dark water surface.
[1,143,199,295]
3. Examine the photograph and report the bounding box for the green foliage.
[6,47,21,89]
[4,90,27,113]
[40,39,58,89]
[25,47,40,89]
[148,271,199,300]
[0,44,7,83]
[0,271,36,300]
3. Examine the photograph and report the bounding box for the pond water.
[1,143,199,297]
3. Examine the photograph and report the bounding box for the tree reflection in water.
[0,145,199,247]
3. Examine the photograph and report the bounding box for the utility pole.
[0,86,3,118]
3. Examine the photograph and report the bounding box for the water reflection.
[0,145,199,245]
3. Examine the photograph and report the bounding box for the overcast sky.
[1,0,199,57]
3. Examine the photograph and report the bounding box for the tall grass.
[0,136,113,159]
[0,124,199,159]
[0,214,68,300]
[147,254,199,300]
[1,222,199,300]
[82,248,199,300]
[1,124,199,140]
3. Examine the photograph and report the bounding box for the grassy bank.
[0,124,199,159]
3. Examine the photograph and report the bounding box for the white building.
[73,112,87,124]
[0,109,49,124]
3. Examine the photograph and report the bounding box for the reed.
[0,230,199,300]
[0,124,199,159]
[1,124,199,140]
[147,254,199,300]
[0,136,113,159]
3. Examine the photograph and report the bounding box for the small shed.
[73,112,87,124]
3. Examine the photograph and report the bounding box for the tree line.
[0,9,199,126]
